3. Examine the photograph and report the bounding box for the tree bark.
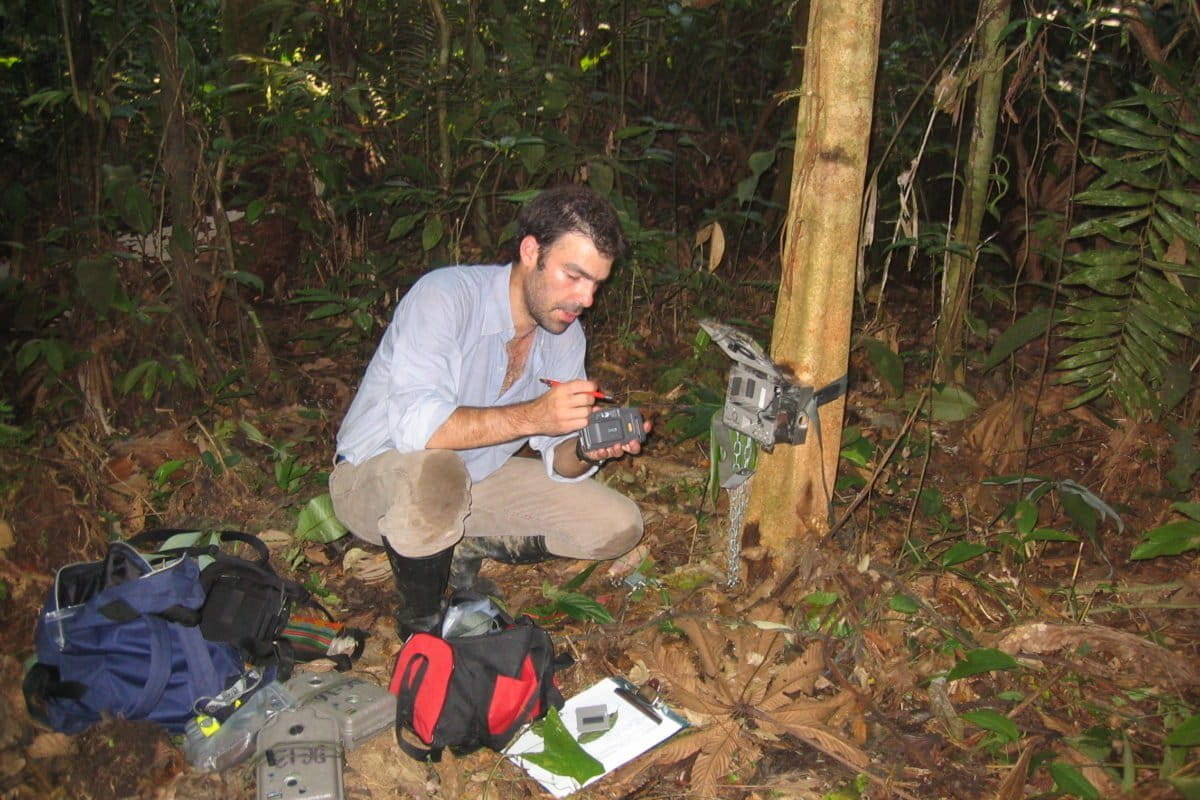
[740,0,882,575]
[220,0,273,136]
[934,0,1012,383]
[149,0,207,345]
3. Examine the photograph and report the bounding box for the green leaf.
[120,359,156,395]
[840,433,874,467]
[295,493,349,543]
[119,183,154,234]
[1094,126,1167,151]
[561,561,600,592]
[889,594,919,614]
[1104,108,1169,137]
[224,270,265,293]
[802,591,840,608]
[1160,188,1200,213]
[1166,774,1200,800]
[929,384,978,422]
[153,459,186,486]
[587,161,614,196]
[421,215,444,251]
[984,307,1055,372]
[1066,247,1139,268]
[1061,491,1098,537]
[1047,761,1101,800]
[860,337,904,394]
[1060,263,1139,290]
[1012,499,1038,536]
[961,709,1020,742]
[1024,528,1079,543]
[238,420,268,444]
[1131,520,1200,559]
[518,706,605,784]
[245,199,266,223]
[1074,188,1154,207]
[747,149,776,177]
[1165,714,1200,746]
[1159,205,1200,247]
[1166,422,1199,492]
[388,213,422,241]
[1171,502,1200,522]
[945,648,1018,680]
[547,590,614,624]
[940,541,989,567]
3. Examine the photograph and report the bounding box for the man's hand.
[575,413,652,463]
[555,407,653,477]
[534,379,606,435]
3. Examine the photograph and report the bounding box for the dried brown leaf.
[642,639,730,716]
[996,622,1200,691]
[690,721,744,799]
[630,725,720,777]
[676,618,722,679]
[27,732,74,759]
[769,640,825,697]
[777,722,870,771]
[996,738,1037,800]
[766,691,855,728]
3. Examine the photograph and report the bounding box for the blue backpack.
[24,540,252,734]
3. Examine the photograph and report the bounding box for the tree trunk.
[220,0,273,136]
[934,0,1012,383]
[740,0,882,579]
[149,0,208,349]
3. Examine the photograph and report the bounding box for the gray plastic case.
[285,671,394,751]
[257,705,344,800]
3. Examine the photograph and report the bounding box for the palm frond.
[1055,76,1200,414]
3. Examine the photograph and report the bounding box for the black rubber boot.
[448,535,553,595]
[384,540,453,639]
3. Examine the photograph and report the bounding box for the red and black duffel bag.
[389,594,571,761]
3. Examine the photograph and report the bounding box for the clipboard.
[506,677,689,797]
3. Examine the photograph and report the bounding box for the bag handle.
[394,654,443,763]
[126,615,174,720]
[128,528,271,566]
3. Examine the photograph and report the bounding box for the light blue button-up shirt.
[335,263,595,482]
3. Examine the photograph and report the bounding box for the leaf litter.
[0,305,1197,800]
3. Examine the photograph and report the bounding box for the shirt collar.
[481,263,515,337]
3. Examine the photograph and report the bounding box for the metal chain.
[725,475,752,588]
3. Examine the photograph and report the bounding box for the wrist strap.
[575,438,605,466]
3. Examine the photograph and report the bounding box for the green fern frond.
[1055,77,1200,415]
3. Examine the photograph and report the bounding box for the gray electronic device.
[699,319,846,450]
[257,705,345,800]
[184,680,298,772]
[578,407,646,451]
[285,672,393,751]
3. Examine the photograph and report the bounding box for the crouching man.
[331,186,650,636]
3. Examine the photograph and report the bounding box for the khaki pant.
[329,450,643,559]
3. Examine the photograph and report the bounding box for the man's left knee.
[584,499,644,560]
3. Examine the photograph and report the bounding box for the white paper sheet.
[506,677,687,798]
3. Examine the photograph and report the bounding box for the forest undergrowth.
[0,262,1196,800]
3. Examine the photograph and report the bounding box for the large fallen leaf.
[518,706,604,784]
[28,732,74,759]
[995,622,1200,690]
[296,493,349,543]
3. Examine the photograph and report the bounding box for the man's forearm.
[425,404,541,450]
[552,437,594,478]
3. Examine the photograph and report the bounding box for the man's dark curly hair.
[511,185,628,264]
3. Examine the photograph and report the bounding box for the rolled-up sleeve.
[382,289,466,451]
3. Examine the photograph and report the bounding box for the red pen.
[540,378,614,402]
